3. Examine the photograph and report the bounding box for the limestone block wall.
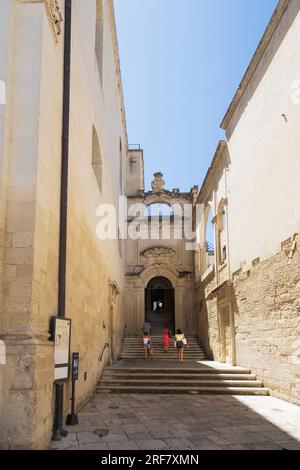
[0,0,127,449]
[0,0,56,449]
[232,242,300,404]
[196,0,300,404]
[0,0,15,433]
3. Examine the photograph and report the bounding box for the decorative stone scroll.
[140,247,176,265]
[44,0,64,42]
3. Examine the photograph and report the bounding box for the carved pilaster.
[44,0,64,42]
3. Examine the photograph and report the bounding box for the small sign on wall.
[50,317,71,383]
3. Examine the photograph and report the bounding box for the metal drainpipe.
[53,0,72,441]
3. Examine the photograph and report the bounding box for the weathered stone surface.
[50,393,300,451]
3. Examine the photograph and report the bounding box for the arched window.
[92,126,102,192]
[217,200,228,265]
[200,204,215,274]
[95,0,104,85]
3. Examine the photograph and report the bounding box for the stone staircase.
[97,335,269,396]
[97,367,269,395]
[120,334,207,360]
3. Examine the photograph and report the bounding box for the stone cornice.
[108,0,129,150]
[220,0,290,130]
[197,140,227,203]
[0,327,51,346]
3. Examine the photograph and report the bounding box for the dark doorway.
[145,277,175,333]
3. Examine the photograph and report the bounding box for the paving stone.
[76,432,103,444]
[137,439,170,450]
[275,441,300,450]
[50,393,300,451]
[101,432,129,443]
[188,438,222,450]
[123,424,148,433]
[125,431,153,441]
[164,438,193,449]
[170,429,193,438]
[261,430,296,441]
[79,443,109,450]
[108,441,140,450]
[246,442,285,450]
[221,444,250,450]
[52,445,80,451]
[204,433,232,446]
[150,430,174,439]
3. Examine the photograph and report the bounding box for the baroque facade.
[125,157,198,335]
[0,0,299,451]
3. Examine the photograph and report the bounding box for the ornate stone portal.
[125,171,196,334]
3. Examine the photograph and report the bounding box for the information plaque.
[50,317,71,383]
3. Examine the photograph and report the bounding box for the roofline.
[197,140,227,202]
[108,0,129,149]
[220,0,290,130]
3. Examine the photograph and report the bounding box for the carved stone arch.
[139,264,179,289]
[145,193,173,206]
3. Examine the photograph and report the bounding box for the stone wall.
[232,238,300,404]
[0,0,127,449]
[197,236,300,404]
[196,0,300,405]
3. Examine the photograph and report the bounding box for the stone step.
[99,379,263,387]
[120,356,207,360]
[104,367,252,374]
[123,345,204,349]
[124,339,201,343]
[96,385,269,395]
[122,350,204,354]
[102,373,258,380]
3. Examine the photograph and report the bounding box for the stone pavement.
[51,393,300,450]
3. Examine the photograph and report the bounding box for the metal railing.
[206,241,215,255]
[99,342,110,362]
[128,144,141,150]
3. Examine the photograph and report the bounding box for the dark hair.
[144,332,149,336]
[176,329,182,334]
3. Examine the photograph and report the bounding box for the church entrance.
[145,277,175,333]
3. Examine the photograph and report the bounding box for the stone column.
[175,287,184,331]
[136,286,144,335]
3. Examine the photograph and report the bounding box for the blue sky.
[114,0,278,192]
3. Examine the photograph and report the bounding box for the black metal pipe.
[53,0,72,441]
[58,0,72,319]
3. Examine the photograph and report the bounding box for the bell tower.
[126,147,145,196]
